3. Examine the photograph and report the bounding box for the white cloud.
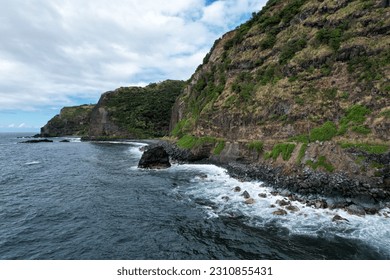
[0,0,266,111]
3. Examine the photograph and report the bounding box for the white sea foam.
[25,161,40,165]
[168,163,390,256]
[127,142,148,158]
[69,137,81,143]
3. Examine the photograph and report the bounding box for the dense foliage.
[105,80,185,138]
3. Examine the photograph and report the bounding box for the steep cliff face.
[40,105,94,137]
[170,0,390,200]
[41,80,185,139]
[88,80,185,139]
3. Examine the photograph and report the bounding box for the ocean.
[0,132,389,260]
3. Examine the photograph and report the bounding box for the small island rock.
[138,146,171,169]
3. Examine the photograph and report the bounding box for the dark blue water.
[1,133,389,259]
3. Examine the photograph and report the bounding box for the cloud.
[0,0,266,111]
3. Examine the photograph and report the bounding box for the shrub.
[294,96,304,106]
[341,104,370,123]
[380,110,390,119]
[322,88,337,99]
[316,28,343,51]
[297,143,307,164]
[265,143,296,161]
[340,143,389,154]
[279,37,307,64]
[309,121,337,142]
[351,125,371,135]
[289,134,310,143]
[306,156,335,172]
[177,135,198,149]
[172,118,192,138]
[213,141,226,155]
[260,34,277,50]
[248,141,264,154]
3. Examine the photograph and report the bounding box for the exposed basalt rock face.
[138,146,171,169]
[88,92,130,139]
[40,105,94,137]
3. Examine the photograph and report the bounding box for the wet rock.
[241,191,251,199]
[199,174,208,179]
[276,199,290,207]
[222,196,230,202]
[270,204,276,208]
[245,198,256,205]
[315,200,328,209]
[332,215,349,223]
[286,205,300,213]
[20,139,53,143]
[258,193,267,198]
[138,146,171,169]
[271,191,279,196]
[346,204,366,216]
[364,207,379,215]
[234,186,241,192]
[280,190,291,197]
[273,209,288,216]
[60,139,70,142]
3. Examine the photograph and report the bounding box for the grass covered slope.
[170,0,389,192]
[89,80,186,139]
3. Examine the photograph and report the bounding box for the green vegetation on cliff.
[172,0,390,146]
[99,80,185,138]
[40,105,94,137]
[170,0,389,180]
[42,80,185,139]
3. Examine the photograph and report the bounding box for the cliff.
[40,105,94,137]
[88,80,185,139]
[41,80,185,139]
[170,0,390,203]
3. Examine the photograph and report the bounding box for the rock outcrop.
[40,105,94,137]
[138,146,171,169]
[21,139,53,143]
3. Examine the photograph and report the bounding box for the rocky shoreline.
[144,140,390,216]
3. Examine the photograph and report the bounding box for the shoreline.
[37,135,390,215]
[149,140,390,216]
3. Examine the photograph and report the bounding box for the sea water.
[0,133,389,259]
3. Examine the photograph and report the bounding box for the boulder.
[60,139,70,142]
[273,209,288,216]
[234,186,241,192]
[258,193,267,198]
[332,215,349,223]
[138,146,171,169]
[286,205,300,212]
[245,198,256,205]
[241,190,251,199]
[346,204,366,216]
[276,199,290,207]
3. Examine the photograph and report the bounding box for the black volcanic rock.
[138,146,171,169]
[21,139,53,143]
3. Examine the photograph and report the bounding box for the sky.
[0,0,267,132]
